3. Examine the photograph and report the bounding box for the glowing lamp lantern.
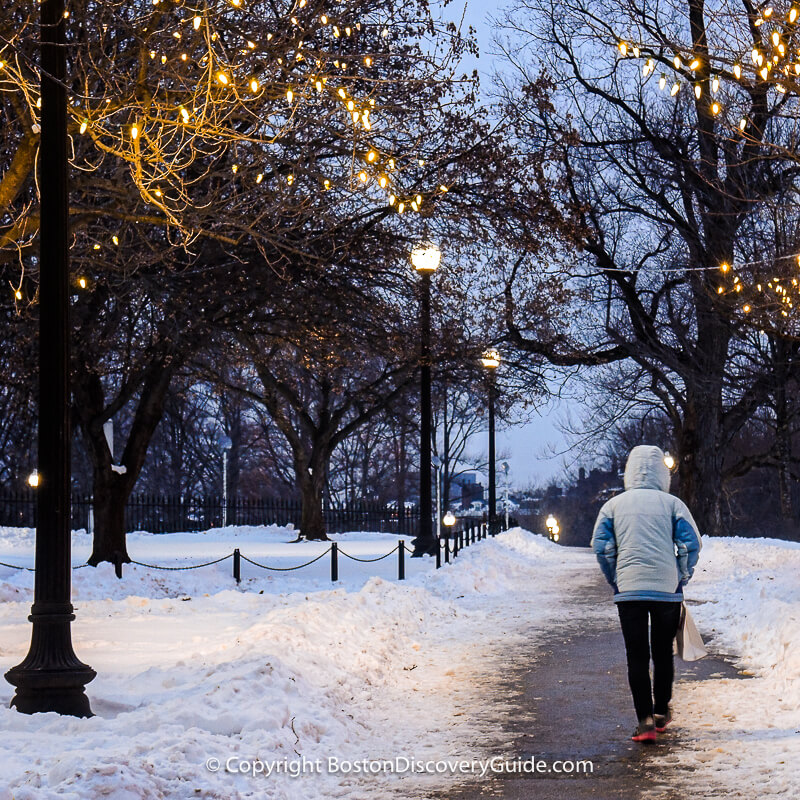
[410,242,441,273]
[481,349,500,369]
[27,470,40,488]
[443,511,456,527]
[664,452,676,470]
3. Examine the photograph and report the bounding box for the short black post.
[331,542,338,582]
[233,548,241,585]
[435,538,441,569]
[399,540,405,580]
[453,532,459,558]
[113,551,123,580]
[444,534,450,564]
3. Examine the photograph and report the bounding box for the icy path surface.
[0,526,591,799]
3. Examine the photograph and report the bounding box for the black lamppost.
[5,0,96,716]
[410,242,441,557]
[481,349,500,535]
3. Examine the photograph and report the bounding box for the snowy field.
[0,525,593,799]
[648,536,800,798]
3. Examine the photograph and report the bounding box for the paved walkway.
[429,575,746,800]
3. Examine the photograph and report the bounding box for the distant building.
[452,472,485,509]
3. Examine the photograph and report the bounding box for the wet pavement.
[427,577,747,800]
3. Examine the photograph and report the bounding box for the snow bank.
[653,536,800,797]
[0,525,585,799]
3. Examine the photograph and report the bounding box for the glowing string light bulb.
[689,58,701,70]
[694,83,702,98]
[791,7,799,23]
[671,81,680,95]
[659,73,667,89]
[734,63,742,79]
[673,54,682,69]
[711,101,721,114]
[619,41,628,56]
[79,120,87,134]
[712,74,719,92]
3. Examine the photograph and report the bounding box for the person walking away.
[591,445,702,743]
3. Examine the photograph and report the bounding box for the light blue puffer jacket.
[590,445,702,603]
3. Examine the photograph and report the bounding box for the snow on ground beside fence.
[0,526,594,799]
[651,536,800,797]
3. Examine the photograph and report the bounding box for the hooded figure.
[591,445,701,602]
[590,445,702,743]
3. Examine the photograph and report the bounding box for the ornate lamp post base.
[5,606,96,717]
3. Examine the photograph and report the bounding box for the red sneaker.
[631,717,657,743]
[654,711,672,733]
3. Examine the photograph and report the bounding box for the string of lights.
[1,0,464,302]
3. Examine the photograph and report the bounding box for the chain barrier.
[0,522,507,581]
[129,553,234,571]
[337,544,400,563]
[0,560,35,572]
[240,547,333,572]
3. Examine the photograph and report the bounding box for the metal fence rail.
[0,490,421,536]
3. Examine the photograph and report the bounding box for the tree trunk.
[88,472,131,566]
[773,339,793,520]
[299,468,329,540]
[677,393,724,537]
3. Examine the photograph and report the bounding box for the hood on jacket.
[623,445,671,492]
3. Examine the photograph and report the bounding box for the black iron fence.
[0,490,420,536]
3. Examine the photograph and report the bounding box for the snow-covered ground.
[2,527,800,799]
[0,525,592,799]
[648,536,800,798]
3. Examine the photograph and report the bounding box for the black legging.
[617,601,682,721]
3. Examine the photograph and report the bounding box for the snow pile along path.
[650,536,800,798]
[0,526,591,799]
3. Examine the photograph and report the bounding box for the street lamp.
[443,510,456,528]
[481,349,500,535]
[432,455,442,545]
[6,0,96,716]
[663,452,676,470]
[410,242,441,557]
[546,514,560,542]
[501,461,510,531]
[220,435,233,527]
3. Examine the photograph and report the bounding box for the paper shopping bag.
[675,602,708,661]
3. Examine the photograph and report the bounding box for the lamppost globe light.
[664,452,675,470]
[480,349,500,369]
[546,514,557,528]
[410,241,441,272]
[27,470,40,488]
[443,511,456,527]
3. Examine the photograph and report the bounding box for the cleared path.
[429,575,746,800]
